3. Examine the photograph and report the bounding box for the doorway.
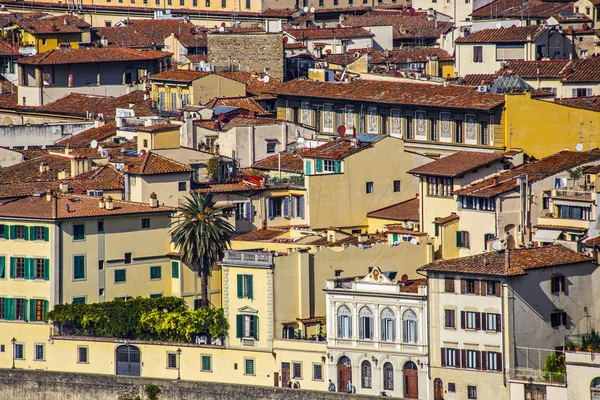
[338,356,352,393]
[281,362,290,387]
[403,361,418,399]
[434,378,444,400]
[115,345,140,376]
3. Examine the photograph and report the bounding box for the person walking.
[328,379,336,392]
[347,380,353,393]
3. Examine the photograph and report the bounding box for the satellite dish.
[496,22,502,29]
[90,140,98,149]
[576,143,584,152]
[303,6,309,12]
[262,75,270,83]
[492,240,502,251]
[401,274,409,283]
[409,237,418,245]
[139,149,147,157]
[309,6,315,13]
[221,22,226,27]
[219,26,225,32]
[337,125,346,135]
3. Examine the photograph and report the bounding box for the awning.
[532,229,562,242]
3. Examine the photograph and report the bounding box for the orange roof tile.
[93,19,202,48]
[433,214,459,224]
[0,154,71,184]
[455,25,546,43]
[555,95,600,112]
[419,245,592,276]
[194,181,262,193]
[251,150,307,173]
[18,14,89,35]
[55,123,117,148]
[341,11,453,40]
[135,123,179,132]
[471,0,573,19]
[194,116,283,131]
[233,228,287,241]
[408,151,507,177]
[369,47,453,64]
[124,152,192,175]
[288,27,374,40]
[367,195,419,221]
[533,224,588,232]
[204,96,270,116]
[302,135,383,160]
[17,47,169,65]
[149,69,210,82]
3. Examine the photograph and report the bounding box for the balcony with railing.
[551,189,594,201]
[221,250,273,266]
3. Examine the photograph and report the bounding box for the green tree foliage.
[171,192,234,308]
[48,296,228,342]
[145,385,161,400]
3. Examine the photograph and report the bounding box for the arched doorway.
[116,345,141,376]
[434,378,444,400]
[383,362,394,391]
[591,377,600,399]
[337,356,352,393]
[403,361,418,399]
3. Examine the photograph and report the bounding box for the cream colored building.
[325,267,428,398]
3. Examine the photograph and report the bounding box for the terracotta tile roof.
[408,151,507,177]
[288,27,374,40]
[124,152,192,175]
[16,148,49,160]
[555,95,600,112]
[194,181,262,193]
[297,316,324,324]
[0,154,72,184]
[233,228,286,241]
[471,0,573,19]
[217,71,281,96]
[534,224,588,232]
[61,165,124,191]
[369,47,453,64]
[55,123,117,148]
[174,29,208,48]
[340,11,453,40]
[285,42,307,50]
[149,69,210,82]
[135,123,179,132]
[251,150,307,173]
[333,231,387,246]
[562,57,600,83]
[195,116,283,131]
[367,195,419,221]
[16,47,169,65]
[270,78,505,111]
[419,245,592,276]
[302,135,383,160]
[385,225,427,235]
[0,40,20,56]
[585,236,600,247]
[93,19,199,48]
[0,181,58,199]
[0,193,172,219]
[455,25,546,43]
[184,54,208,63]
[461,73,497,86]
[455,149,600,198]
[433,213,459,224]
[18,14,89,35]
[498,60,571,78]
[553,12,591,23]
[203,96,270,116]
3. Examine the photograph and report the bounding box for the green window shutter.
[9,257,15,279]
[236,314,243,338]
[44,300,49,322]
[23,258,30,280]
[237,274,243,298]
[434,223,439,237]
[9,225,15,240]
[22,299,28,322]
[171,261,179,278]
[29,258,35,280]
[0,256,5,279]
[334,160,341,173]
[23,226,29,241]
[29,299,35,321]
[43,259,49,281]
[29,226,35,240]
[247,275,253,300]
[316,159,323,173]
[43,227,49,241]
[392,233,399,243]
[305,160,312,175]
[252,315,259,340]
[456,231,462,248]
[202,355,211,371]
[6,298,14,320]
[74,256,85,280]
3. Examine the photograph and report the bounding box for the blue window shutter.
[9,257,15,279]
[43,259,49,281]
[268,198,274,219]
[236,315,243,338]
[0,256,5,279]
[245,202,252,220]
[334,160,341,173]
[299,197,305,219]
[316,159,323,172]
[247,275,253,300]
[283,197,289,218]
[237,274,243,298]
[43,227,49,241]
[305,160,312,175]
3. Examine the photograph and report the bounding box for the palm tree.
[171,192,234,308]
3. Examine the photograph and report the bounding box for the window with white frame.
[487,313,499,331]
[390,109,402,137]
[381,308,396,342]
[487,351,498,370]
[301,101,311,125]
[34,344,44,361]
[367,107,378,133]
[402,309,418,343]
[466,350,477,369]
[323,160,336,172]
[359,307,374,340]
[445,348,457,367]
[466,311,478,329]
[337,306,352,338]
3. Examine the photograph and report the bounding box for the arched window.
[337,305,352,339]
[381,308,395,342]
[361,360,372,388]
[591,377,600,400]
[383,362,394,390]
[359,307,374,340]
[282,325,295,339]
[402,310,418,343]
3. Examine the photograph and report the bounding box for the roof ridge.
[367,195,419,214]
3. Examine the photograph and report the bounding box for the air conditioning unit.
[477,85,488,93]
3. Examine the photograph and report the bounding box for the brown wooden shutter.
[496,352,503,371]
[476,351,481,370]
[481,280,487,296]
[475,312,481,330]
[496,313,502,332]
[481,351,487,370]
[481,313,487,331]
[461,350,467,368]
[441,348,446,367]
[455,349,461,369]
[461,311,466,329]
[495,281,501,297]
[474,280,480,295]
[461,279,466,294]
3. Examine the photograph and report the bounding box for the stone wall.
[0,369,388,400]
[207,33,284,82]
[0,122,94,148]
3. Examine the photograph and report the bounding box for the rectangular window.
[221,0,226,6]
[141,218,150,229]
[487,281,498,296]
[313,363,323,380]
[465,279,476,294]
[496,44,525,61]
[456,231,470,248]
[445,277,455,293]
[292,361,302,379]
[149,293,162,299]
[323,159,336,172]
[487,351,498,371]
[78,346,88,363]
[178,182,187,192]
[35,227,45,241]
[34,344,44,361]
[13,257,24,278]
[466,350,477,369]
[468,386,478,399]
[97,221,104,233]
[551,311,567,328]
[201,355,212,371]
[124,253,132,264]
[466,311,478,329]
[0,224,5,239]
[473,46,483,62]
[445,309,455,328]
[73,224,85,241]
[366,182,374,194]
[245,0,250,8]
[551,275,565,293]
[114,269,126,283]
[35,259,44,280]
[266,141,277,154]
[237,274,253,299]
[34,299,46,321]
[244,358,255,375]
[15,343,24,360]
[239,314,258,339]
[15,225,25,240]
[393,180,401,192]
[15,298,24,320]
[72,296,86,304]
[480,122,489,145]
[73,255,85,280]
[427,177,453,197]
[445,348,457,367]
[150,266,162,280]
[460,196,496,211]
[172,262,179,278]
[430,118,438,141]
[167,352,177,369]
[486,313,499,331]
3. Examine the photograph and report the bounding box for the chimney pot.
[59,181,69,194]
[105,196,114,210]
[149,192,159,208]
[99,197,105,209]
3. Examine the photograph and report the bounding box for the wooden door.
[434,378,444,400]
[338,356,352,393]
[281,362,290,388]
[404,367,418,399]
[274,372,279,387]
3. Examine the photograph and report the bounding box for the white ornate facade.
[324,267,428,399]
